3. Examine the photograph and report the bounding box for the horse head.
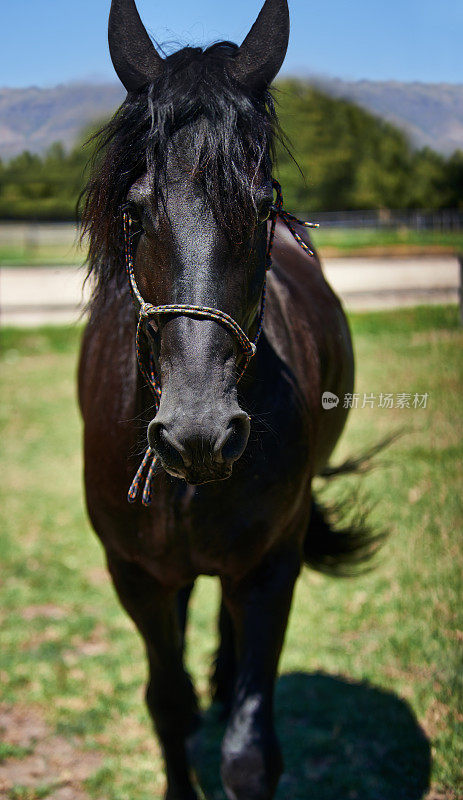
[103,0,289,484]
[106,0,289,485]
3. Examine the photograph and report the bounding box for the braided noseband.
[125,179,318,506]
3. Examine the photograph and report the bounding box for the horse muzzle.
[147,409,251,484]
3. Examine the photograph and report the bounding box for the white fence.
[0,209,462,249]
[305,208,463,230]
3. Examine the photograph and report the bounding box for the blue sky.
[0,0,461,88]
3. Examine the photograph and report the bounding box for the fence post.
[24,222,38,258]
[459,254,463,326]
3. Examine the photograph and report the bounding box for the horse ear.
[109,0,165,92]
[232,0,289,89]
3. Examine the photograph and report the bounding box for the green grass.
[0,243,84,266]
[310,227,463,255]
[0,744,33,762]
[8,786,56,800]
[0,307,462,800]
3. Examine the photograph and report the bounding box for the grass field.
[0,244,84,267]
[1,226,462,266]
[0,307,462,800]
[310,227,463,256]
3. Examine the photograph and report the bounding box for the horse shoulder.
[264,220,354,470]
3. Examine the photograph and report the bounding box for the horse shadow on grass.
[190,671,431,800]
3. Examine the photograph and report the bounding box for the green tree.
[0,82,459,220]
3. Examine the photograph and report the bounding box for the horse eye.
[125,201,145,230]
[258,199,273,222]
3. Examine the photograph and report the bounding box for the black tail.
[304,433,401,576]
[318,431,402,479]
[303,497,385,577]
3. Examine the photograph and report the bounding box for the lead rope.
[125,179,318,506]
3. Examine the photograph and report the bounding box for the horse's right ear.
[109,0,165,92]
[232,0,289,90]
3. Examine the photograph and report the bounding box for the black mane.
[81,41,280,302]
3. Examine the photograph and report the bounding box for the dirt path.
[0,256,460,326]
[323,256,460,310]
[0,705,102,799]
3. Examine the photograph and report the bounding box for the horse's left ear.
[232,0,289,89]
[109,0,165,92]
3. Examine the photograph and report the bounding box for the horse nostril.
[218,413,251,464]
[147,420,191,470]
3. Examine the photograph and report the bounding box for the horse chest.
[131,467,309,582]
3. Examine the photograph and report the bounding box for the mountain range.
[0,78,462,161]
[312,77,463,156]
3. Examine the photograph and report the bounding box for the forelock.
[81,41,280,303]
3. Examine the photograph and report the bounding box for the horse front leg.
[107,554,199,800]
[220,547,300,800]
[177,581,195,650]
[211,599,237,716]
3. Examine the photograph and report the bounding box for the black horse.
[79,1,376,797]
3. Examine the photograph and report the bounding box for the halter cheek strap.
[124,179,318,506]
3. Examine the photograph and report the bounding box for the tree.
[0,81,459,219]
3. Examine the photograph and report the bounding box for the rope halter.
[124,179,318,506]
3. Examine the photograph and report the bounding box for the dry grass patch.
[0,706,102,799]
